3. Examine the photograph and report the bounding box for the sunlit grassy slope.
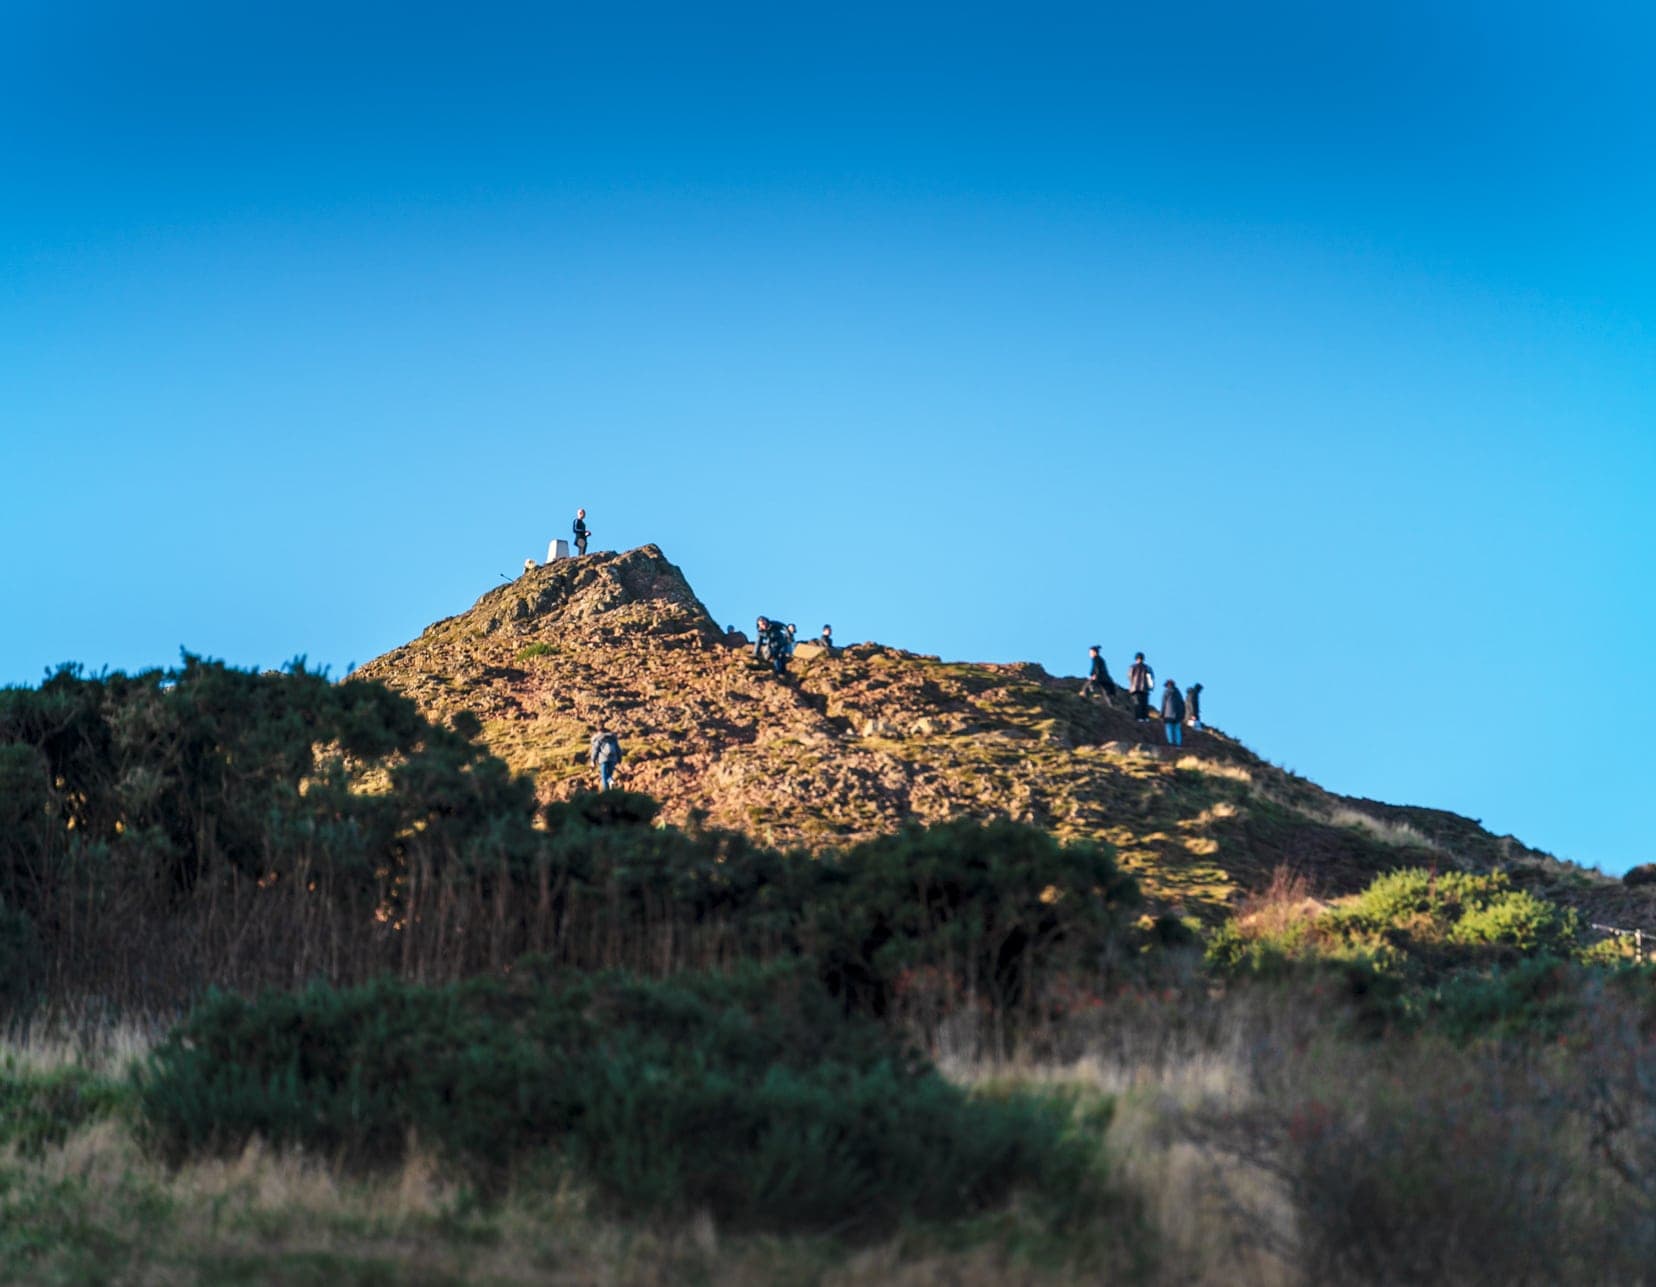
[355,545,1629,924]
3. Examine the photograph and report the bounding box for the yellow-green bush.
[1209,868,1582,985]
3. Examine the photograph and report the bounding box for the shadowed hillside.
[354,545,1616,922]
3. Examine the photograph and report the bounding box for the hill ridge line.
[355,543,1621,921]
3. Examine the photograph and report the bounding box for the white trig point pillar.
[547,538,570,561]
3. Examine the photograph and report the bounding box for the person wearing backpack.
[1127,653,1155,723]
[752,616,790,676]
[1081,646,1117,701]
[768,620,791,676]
[1160,681,1186,746]
[589,724,623,790]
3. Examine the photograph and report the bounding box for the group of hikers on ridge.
[589,638,1203,790]
[1082,647,1204,747]
[548,517,1203,787]
[749,618,836,677]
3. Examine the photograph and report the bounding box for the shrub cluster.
[539,798,1146,1043]
[1207,867,1583,986]
[0,662,1148,1045]
[0,659,540,1006]
[1326,869,1580,960]
[1171,973,1656,1285]
[138,968,1098,1233]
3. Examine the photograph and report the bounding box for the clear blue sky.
[4,2,1652,872]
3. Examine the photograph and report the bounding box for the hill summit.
[356,545,1612,920]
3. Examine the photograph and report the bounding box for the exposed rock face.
[355,545,1601,918]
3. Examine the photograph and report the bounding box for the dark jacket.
[573,516,589,542]
[754,617,787,661]
[1128,660,1154,694]
[1186,685,1202,722]
[1089,655,1116,693]
[1161,688,1185,722]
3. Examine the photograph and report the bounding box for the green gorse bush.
[137,967,1097,1233]
[1209,867,1585,987]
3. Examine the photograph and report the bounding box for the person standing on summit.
[572,509,591,556]
[1127,652,1155,723]
[1161,681,1186,747]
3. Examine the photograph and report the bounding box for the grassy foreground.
[1,1026,1123,1287]
[0,1117,1083,1286]
[8,967,1656,1287]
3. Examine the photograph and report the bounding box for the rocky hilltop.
[355,545,1621,920]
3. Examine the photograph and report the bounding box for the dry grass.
[1,1008,162,1076]
[1174,756,1254,786]
[948,996,1309,1287]
[11,985,1653,1285]
[942,977,1656,1286]
[1234,866,1325,939]
[0,1115,1122,1285]
[1110,1103,1289,1287]
[1323,806,1447,854]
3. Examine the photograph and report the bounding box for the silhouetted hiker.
[589,725,623,791]
[820,624,835,654]
[1161,681,1185,746]
[785,623,797,657]
[1081,645,1117,700]
[752,616,790,674]
[572,508,590,556]
[1128,653,1155,723]
[1186,683,1204,730]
